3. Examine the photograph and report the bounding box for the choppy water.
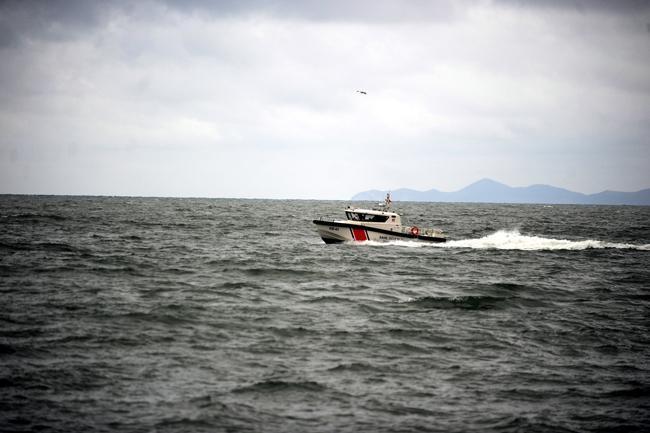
[1,196,649,432]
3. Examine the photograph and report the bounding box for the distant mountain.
[351,179,650,205]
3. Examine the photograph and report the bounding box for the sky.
[0,0,649,199]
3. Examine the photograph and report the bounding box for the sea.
[1,195,649,433]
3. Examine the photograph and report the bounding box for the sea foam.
[361,230,650,251]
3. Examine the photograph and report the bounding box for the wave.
[400,295,506,310]
[1,212,66,222]
[232,380,326,394]
[303,295,357,304]
[359,230,650,251]
[327,362,373,372]
[0,240,86,253]
[400,293,550,310]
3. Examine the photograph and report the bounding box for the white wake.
[359,230,650,251]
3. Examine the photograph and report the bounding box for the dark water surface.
[1,196,649,432]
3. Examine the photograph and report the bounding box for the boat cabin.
[344,207,401,226]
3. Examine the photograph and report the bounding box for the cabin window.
[360,214,389,223]
[346,212,360,221]
[373,215,389,222]
[347,212,388,222]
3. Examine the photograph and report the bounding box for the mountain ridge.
[351,179,650,205]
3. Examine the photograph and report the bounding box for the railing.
[399,226,445,237]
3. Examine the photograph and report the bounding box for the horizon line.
[1,193,649,206]
[1,178,649,201]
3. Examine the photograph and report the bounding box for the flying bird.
[356,90,367,95]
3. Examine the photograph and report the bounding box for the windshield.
[346,212,388,223]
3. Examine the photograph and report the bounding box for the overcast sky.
[1,0,649,198]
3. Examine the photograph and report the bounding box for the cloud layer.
[1,0,649,197]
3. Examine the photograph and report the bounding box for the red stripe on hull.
[352,228,368,241]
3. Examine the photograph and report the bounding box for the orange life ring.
[410,226,419,236]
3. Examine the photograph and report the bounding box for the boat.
[313,193,446,244]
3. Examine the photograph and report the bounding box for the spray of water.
[359,229,650,251]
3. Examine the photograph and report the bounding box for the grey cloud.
[494,0,650,14]
[0,0,113,47]
[2,0,649,49]
[0,0,463,40]
[160,0,650,18]
[158,0,463,22]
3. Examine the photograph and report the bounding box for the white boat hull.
[313,220,445,244]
